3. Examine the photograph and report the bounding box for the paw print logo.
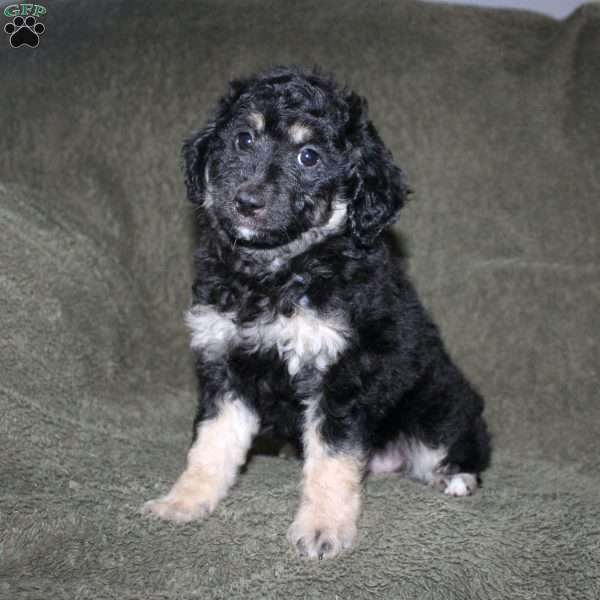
[4,15,45,48]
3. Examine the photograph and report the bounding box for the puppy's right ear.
[182,123,216,204]
[183,78,250,204]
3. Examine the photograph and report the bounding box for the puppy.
[143,66,491,559]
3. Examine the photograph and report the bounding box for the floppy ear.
[183,79,250,204]
[345,94,410,247]
[182,124,216,204]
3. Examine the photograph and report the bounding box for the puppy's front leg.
[288,419,365,559]
[143,393,259,522]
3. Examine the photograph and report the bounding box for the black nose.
[234,189,265,216]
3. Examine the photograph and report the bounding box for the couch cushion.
[2,432,599,599]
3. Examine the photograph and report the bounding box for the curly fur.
[146,66,491,559]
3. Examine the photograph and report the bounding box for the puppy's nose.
[234,190,265,216]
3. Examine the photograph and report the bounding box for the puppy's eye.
[298,147,319,168]
[236,131,254,151]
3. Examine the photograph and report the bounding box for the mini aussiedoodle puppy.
[143,66,491,559]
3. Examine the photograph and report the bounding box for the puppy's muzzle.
[234,189,265,217]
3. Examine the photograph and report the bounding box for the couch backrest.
[2,0,599,466]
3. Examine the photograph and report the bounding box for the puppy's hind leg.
[143,393,259,522]
[433,416,491,497]
[439,472,479,497]
[400,438,481,497]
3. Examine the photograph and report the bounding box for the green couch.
[2,1,599,597]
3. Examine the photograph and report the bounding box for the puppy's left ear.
[345,94,410,247]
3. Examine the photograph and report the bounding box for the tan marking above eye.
[248,112,265,133]
[289,123,313,144]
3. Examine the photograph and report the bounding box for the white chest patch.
[185,305,237,360]
[243,308,350,376]
[186,304,350,375]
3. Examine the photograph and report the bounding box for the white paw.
[142,476,222,522]
[443,473,478,497]
[287,507,357,560]
[142,494,212,522]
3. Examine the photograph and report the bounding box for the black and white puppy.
[144,66,491,559]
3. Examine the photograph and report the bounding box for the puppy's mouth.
[221,212,293,249]
[234,223,273,247]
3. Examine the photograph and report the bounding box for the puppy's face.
[184,67,409,249]
[202,105,344,247]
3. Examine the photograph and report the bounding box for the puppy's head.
[184,66,409,250]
